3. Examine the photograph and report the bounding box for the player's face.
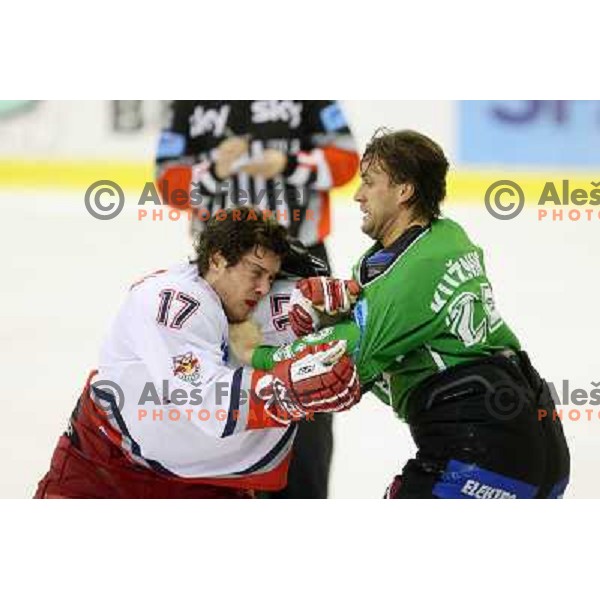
[354,161,403,242]
[213,246,281,323]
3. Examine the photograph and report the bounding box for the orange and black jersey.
[155,100,358,245]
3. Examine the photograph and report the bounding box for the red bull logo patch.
[172,352,201,386]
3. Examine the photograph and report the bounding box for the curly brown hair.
[193,207,290,276]
[361,128,450,221]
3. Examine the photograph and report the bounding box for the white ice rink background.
[0,101,598,498]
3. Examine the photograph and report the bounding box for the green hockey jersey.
[252,218,521,421]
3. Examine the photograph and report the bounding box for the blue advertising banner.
[459,100,600,167]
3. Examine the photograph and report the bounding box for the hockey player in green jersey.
[247,129,570,499]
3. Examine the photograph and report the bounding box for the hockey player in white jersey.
[34,208,360,498]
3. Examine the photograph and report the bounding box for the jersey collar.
[358,224,430,285]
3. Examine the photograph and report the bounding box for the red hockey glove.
[257,340,361,425]
[288,277,361,336]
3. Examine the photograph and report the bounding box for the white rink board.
[0,191,597,498]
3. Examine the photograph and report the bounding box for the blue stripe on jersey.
[366,251,396,265]
[432,459,538,499]
[234,423,297,475]
[221,367,243,438]
[91,385,174,476]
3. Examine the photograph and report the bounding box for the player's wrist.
[250,345,277,371]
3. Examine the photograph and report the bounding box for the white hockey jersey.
[89,262,297,490]
[250,279,296,349]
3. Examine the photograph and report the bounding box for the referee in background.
[155,100,359,498]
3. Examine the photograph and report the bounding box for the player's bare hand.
[241,149,287,180]
[229,319,263,365]
[215,136,249,179]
